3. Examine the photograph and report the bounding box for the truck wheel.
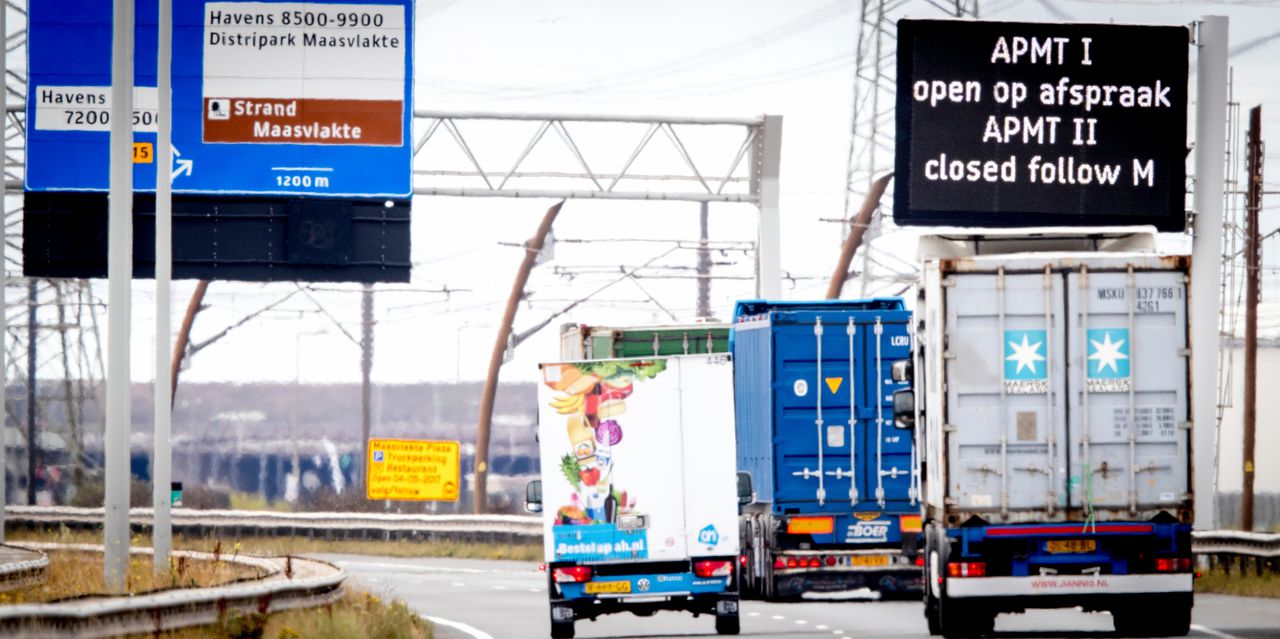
[925,590,942,635]
[549,605,575,639]
[924,526,943,635]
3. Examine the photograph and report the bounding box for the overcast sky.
[80,0,1280,388]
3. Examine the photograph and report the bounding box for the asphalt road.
[317,554,1280,639]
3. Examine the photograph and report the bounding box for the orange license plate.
[584,581,632,594]
[1046,539,1096,554]
[848,555,891,567]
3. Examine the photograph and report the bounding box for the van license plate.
[1045,539,1096,554]
[585,581,631,594]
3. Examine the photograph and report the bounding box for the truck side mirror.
[891,359,913,383]
[892,389,915,430]
[525,480,543,513]
[737,472,755,506]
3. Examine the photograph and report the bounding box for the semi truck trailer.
[896,230,1195,637]
[732,299,923,600]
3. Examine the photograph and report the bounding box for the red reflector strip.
[985,524,1153,537]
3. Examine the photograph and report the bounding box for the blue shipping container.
[733,299,915,546]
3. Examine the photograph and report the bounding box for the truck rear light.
[915,556,925,567]
[947,562,986,578]
[786,558,798,569]
[775,557,787,569]
[694,560,733,578]
[787,516,835,534]
[1155,558,1191,573]
[824,556,837,567]
[552,566,593,583]
[739,554,748,566]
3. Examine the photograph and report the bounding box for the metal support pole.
[104,0,135,591]
[26,280,37,505]
[754,115,783,299]
[171,281,209,405]
[153,0,174,574]
[0,0,7,541]
[827,173,892,299]
[697,203,711,318]
[361,284,374,492]
[1190,15,1228,532]
[1242,105,1262,531]
[474,201,563,513]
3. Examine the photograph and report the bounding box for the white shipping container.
[919,243,1192,526]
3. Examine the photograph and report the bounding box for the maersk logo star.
[1086,329,1130,379]
[1003,330,1048,382]
[1007,334,1045,376]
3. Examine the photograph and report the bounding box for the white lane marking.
[747,612,761,617]
[795,619,808,625]
[1192,625,1244,639]
[771,614,786,620]
[816,625,829,630]
[528,588,542,593]
[492,585,508,590]
[452,582,466,587]
[334,560,531,575]
[424,615,494,639]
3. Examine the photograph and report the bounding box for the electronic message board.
[24,0,413,282]
[894,20,1189,231]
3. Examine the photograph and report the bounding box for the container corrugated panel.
[942,259,1190,523]
[733,299,914,518]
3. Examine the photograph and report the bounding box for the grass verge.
[123,589,432,639]
[6,524,541,562]
[1196,566,1280,599]
[1,546,264,604]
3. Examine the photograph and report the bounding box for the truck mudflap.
[945,573,1192,598]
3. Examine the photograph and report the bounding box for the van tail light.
[947,562,986,578]
[552,566,593,583]
[1155,558,1191,573]
[695,560,734,578]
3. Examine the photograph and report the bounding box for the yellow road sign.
[366,439,460,501]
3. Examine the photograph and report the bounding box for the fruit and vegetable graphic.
[543,359,666,526]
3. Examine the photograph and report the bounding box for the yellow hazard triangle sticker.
[825,377,843,394]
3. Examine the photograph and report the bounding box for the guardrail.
[1192,530,1280,575]
[0,542,344,638]
[4,505,542,545]
[0,545,49,593]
